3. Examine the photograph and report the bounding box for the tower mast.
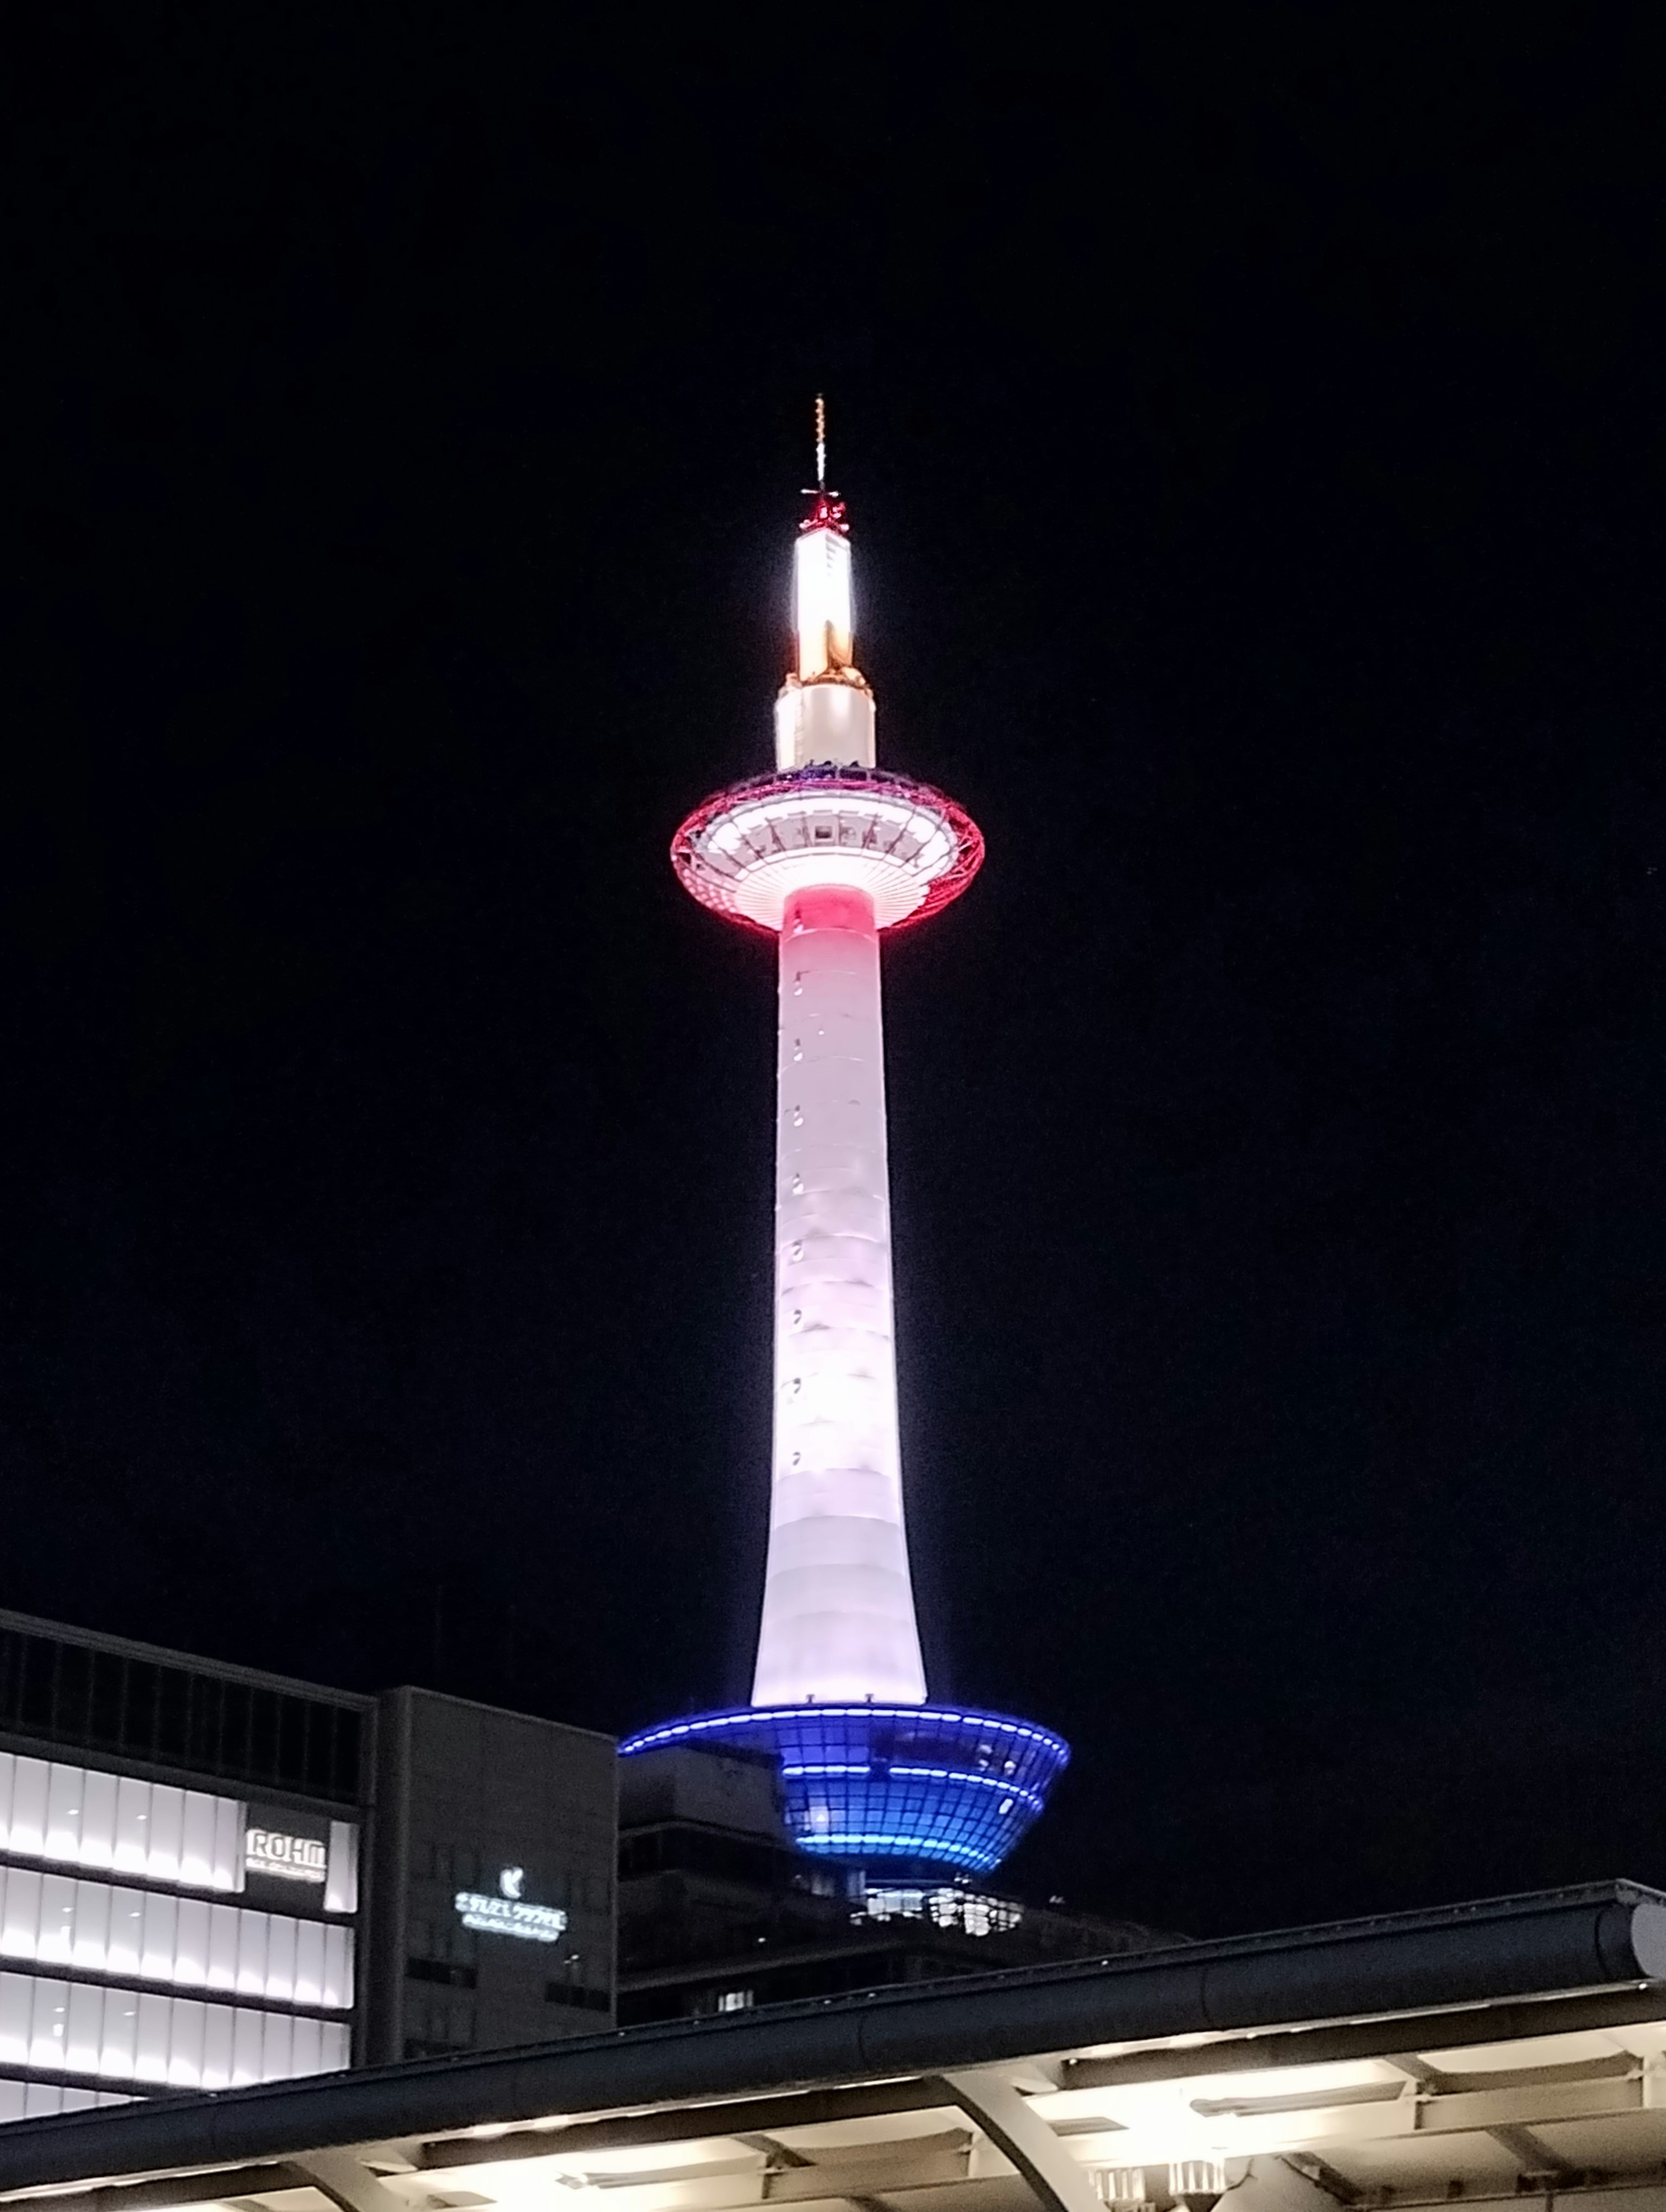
[623,421,1067,1878]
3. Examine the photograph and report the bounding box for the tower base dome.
[620,1703,1068,1878]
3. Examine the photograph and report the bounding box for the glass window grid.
[0,1629,362,1804]
[621,1706,1069,1876]
[0,1969,349,2089]
[0,2078,131,2123]
[0,1753,243,1891]
[0,1865,353,2008]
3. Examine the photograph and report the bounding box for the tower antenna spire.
[814,393,826,491]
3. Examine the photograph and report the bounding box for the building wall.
[0,1611,371,2117]
[365,1688,616,2064]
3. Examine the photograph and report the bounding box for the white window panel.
[140,1891,177,1981]
[0,1972,30,2066]
[147,1789,183,1886]
[294,1918,324,2008]
[290,2012,321,2077]
[99,1986,138,2078]
[8,1760,46,1857]
[72,1879,112,1972]
[134,1990,171,2083]
[113,1776,148,1873]
[266,1914,296,2004]
[0,1756,246,1892]
[175,1897,210,1987]
[0,1869,351,2008]
[167,1997,205,2089]
[325,1819,358,1914]
[45,1766,82,1860]
[236,1905,268,1996]
[29,1977,69,2069]
[207,1903,239,1991]
[105,1888,144,1978]
[36,1875,75,1967]
[0,2076,126,2121]
[213,1796,242,1885]
[180,1794,217,1889]
[202,1999,234,2090]
[261,2008,292,2082]
[79,1768,118,1869]
[231,2004,264,2085]
[1,1868,40,1960]
[323,1920,353,2009]
[65,1980,103,2073]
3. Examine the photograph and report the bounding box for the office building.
[0,1607,614,2120]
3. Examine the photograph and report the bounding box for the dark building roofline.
[0,1605,375,1711]
[1,1881,1663,2191]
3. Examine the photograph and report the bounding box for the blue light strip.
[797,1834,992,1868]
[618,1702,1069,1876]
[620,1704,1069,1760]
[783,1764,1047,1814]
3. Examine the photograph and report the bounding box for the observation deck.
[671,765,984,935]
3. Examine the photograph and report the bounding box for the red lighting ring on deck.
[669,765,985,935]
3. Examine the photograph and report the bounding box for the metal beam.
[937,2071,1105,2212]
[0,2167,301,2212]
[764,2135,971,2204]
[290,2152,414,2212]
[420,2080,956,2171]
[1485,2125,1580,2179]
[1221,2159,1360,2212]
[1063,1990,1666,2092]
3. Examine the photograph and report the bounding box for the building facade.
[364,1686,616,2063]
[617,1743,1162,2027]
[0,1608,616,2121]
[0,1606,367,2121]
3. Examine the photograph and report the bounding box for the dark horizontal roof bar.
[0,1607,375,1712]
[0,1882,1662,2193]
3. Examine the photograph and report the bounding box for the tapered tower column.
[756,883,925,1708]
[623,427,1068,1878]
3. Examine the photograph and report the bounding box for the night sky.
[4,16,1664,1942]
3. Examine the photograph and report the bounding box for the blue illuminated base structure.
[619,1705,1069,1877]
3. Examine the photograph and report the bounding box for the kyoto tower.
[621,408,1067,1877]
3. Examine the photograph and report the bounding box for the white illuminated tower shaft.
[646,438,1068,1877]
[754,881,925,1707]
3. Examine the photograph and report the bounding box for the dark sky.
[3,13,1664,1942]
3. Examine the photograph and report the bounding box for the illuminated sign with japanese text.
[454,1865,567,1943]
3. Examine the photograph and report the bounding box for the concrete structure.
[3,1882,1666,2212]
[617,1744,1160,2027]
[0,1608,615,2120]
[366,1688,615,2063]
[624,420,1065,1878]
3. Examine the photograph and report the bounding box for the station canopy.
[3,1884,1666,2212]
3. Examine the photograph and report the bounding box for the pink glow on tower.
[671,433,982,1712]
